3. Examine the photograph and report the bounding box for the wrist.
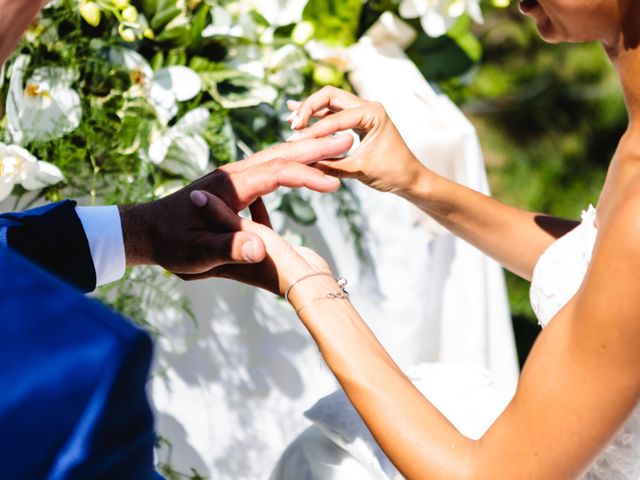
[397,163,438,203]
[286,274,346,311]
[118,203,154,267]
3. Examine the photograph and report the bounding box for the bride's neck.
[610,49,640,134]
[606,3,640,135]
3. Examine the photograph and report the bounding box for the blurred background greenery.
[442,4,627,365]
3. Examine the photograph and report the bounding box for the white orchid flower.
[226,44,266,78]
[218,43,307,108]
[202,5,259,40]
[266,44,308,94]
[109,48,202,125]
[399,0,483,37]
[44,0,63,8]
[0,143,64,201]
[148,107,210,179]
[6,55,82,145]
[247,0,307,27]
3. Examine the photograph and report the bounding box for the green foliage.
[278,190,317,225]
[303,0,364,46]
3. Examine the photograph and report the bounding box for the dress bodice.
[530,206,598,327]
[530,206,640,479]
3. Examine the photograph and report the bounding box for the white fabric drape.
[150,14,518,479]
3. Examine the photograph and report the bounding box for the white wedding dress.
[270,206,640,480]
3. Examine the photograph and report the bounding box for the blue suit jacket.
[0,201,162,479]
[0,200,96,292]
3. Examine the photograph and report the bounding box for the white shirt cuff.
[76,206,126,286]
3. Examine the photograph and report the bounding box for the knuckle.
[218,172,240,207]
[369,101,386,115]
[320,85,336,96]
[268,157,290,170]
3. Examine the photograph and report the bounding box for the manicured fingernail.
[242,241,260,262]
[291,115,300,130]
[286,111,297,122]
[190,190,207,207]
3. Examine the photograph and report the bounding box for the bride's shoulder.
[570,182,640,340]
[586,178,640,294]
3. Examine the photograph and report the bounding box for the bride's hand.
[185,190,331,296]
[288,86,428,194]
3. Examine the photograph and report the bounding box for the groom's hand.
[118,134,353,276]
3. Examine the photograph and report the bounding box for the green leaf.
[150,0,182,31]
[279,191,317,226]
[140,0,159,20]
[447,15,482,63]
[155,26,191,47]
[150,51,164,71]
[165,48,186,66]
[406,33,476,80]
[302,0,363,47]
[189,4,210,49]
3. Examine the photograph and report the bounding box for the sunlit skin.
[5,1,640,478]
[202,0,640,479]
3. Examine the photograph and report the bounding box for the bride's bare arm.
[285,188,640,479]
[402,170,579,280]
[289,87,578,280]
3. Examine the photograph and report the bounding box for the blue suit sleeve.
[0,200,97,292]
[0,247,162,480]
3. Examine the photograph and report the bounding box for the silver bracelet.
[284,272,348,303]
[295,290,350,315]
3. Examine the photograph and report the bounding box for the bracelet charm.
[285,272,350,314]
[295,290,350,314]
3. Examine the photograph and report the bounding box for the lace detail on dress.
[584,404,640,480]
[530,205,640,480]
[530,205,597,328]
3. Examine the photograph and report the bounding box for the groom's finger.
[249,198,273,229]
[233,159,340,206]
[221,133,354,173]
[189,191,266,265]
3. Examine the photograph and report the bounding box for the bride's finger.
[292,107,372,142]
[249,198,273,229]
[287,99,301,111]
[287,100,332,120]
[290,107,332,122]
[292,87,363,129]
[314,157,360,179]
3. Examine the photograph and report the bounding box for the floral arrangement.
[0,0,508,476]
[0,0,507,325]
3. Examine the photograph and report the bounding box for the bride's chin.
[535,17,563,43]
